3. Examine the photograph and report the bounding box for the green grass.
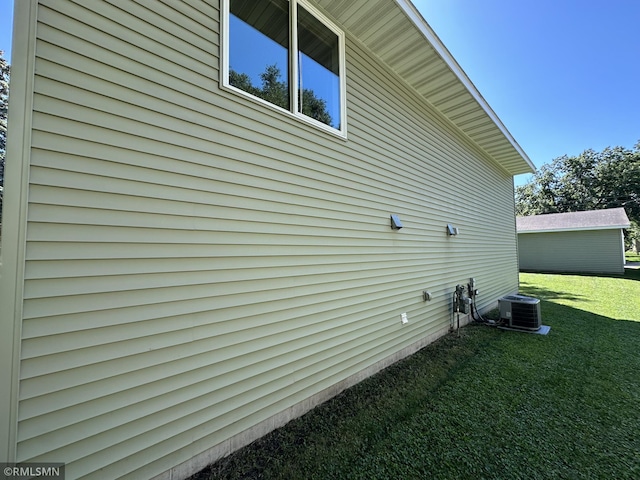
[192,270,640,480]
[626,252,640,263]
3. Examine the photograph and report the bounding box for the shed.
[517,208,630,274]
[0,1,533,478]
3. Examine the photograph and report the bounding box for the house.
[0,1,533,478]
[517,208,630,274]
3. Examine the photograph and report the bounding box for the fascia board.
[518,225,630,234]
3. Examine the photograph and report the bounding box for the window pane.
[229,0,290,110]
[297,5,341,129]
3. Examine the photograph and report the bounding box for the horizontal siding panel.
[20,310,447,438]
[31,47,220,133]
[157,0,217,22]
[26,203,386,237]
[26,186,378,227]
[26,161,390,223]
[27,111,431,218]
[24,241,430,262]
[24,223,431,248]
[20,297,448,412]
[15,0,521,477]
[21,319,449,479]
[27,152,404,228]
[39,1,216,79]
[20,324,412,439]
[110,0,216,46]
[22,262,431,317]
[28,108,444,219]
[20,318,452,472]
[23,257,438,300]
[24,247,514,282]
[518,230,624,274]
[19,264,472,343]
[24,254,424,282]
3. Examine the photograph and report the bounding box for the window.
[223,0,346,135]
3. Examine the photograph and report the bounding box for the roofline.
[395,0,536,173]
[518,225,631,234]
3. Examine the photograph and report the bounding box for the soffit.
[315,0,535,176]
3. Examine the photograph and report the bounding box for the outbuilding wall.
[518,229,626,274]
[1,1,520,478]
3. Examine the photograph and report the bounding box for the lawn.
[626,252,640,263]
[192,269,640,480]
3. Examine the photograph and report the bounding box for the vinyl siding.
[13,0,518,477]
[518,229,626,274]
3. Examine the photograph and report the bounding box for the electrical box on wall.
[455,284,472,314]
[459,297,471,315]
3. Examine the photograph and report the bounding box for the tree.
[300,88,332,126]
[515,142,640,249]
[228,70,261,99]
[258,64,289,110]
[230,64,332,127]
[0,50,9,223]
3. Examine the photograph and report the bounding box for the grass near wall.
[192,269,640,480]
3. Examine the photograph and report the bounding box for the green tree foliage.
[515,142,640,248]
[230,64,332,127]
[0,50,9,222]
[228,70,261,99]
[300,88,332,126]
[257,64,289,110]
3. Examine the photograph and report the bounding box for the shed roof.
[316,0,534,176]
[517,208,631,233]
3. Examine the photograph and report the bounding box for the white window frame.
[221,0,347,138]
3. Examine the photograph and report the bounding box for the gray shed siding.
[2,1,521,478]
[518,229,626,274]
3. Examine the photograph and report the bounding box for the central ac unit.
[499,295,541,331]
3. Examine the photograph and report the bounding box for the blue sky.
[1,0,638,186]
[415,0,640,185]
[0,0,11,63]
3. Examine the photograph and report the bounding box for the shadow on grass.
[517,282,588,302]
[624,267,640,282]
[189,299,640,480]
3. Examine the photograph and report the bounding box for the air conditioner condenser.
[499,295,542,331]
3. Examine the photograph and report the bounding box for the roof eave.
[518,224,631,234]
[393,0,535,175]
[317,0,534,176]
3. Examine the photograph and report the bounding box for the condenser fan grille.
[511,302,541,329]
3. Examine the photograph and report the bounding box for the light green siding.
[518,229,626,274]
[3,0,522,478]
